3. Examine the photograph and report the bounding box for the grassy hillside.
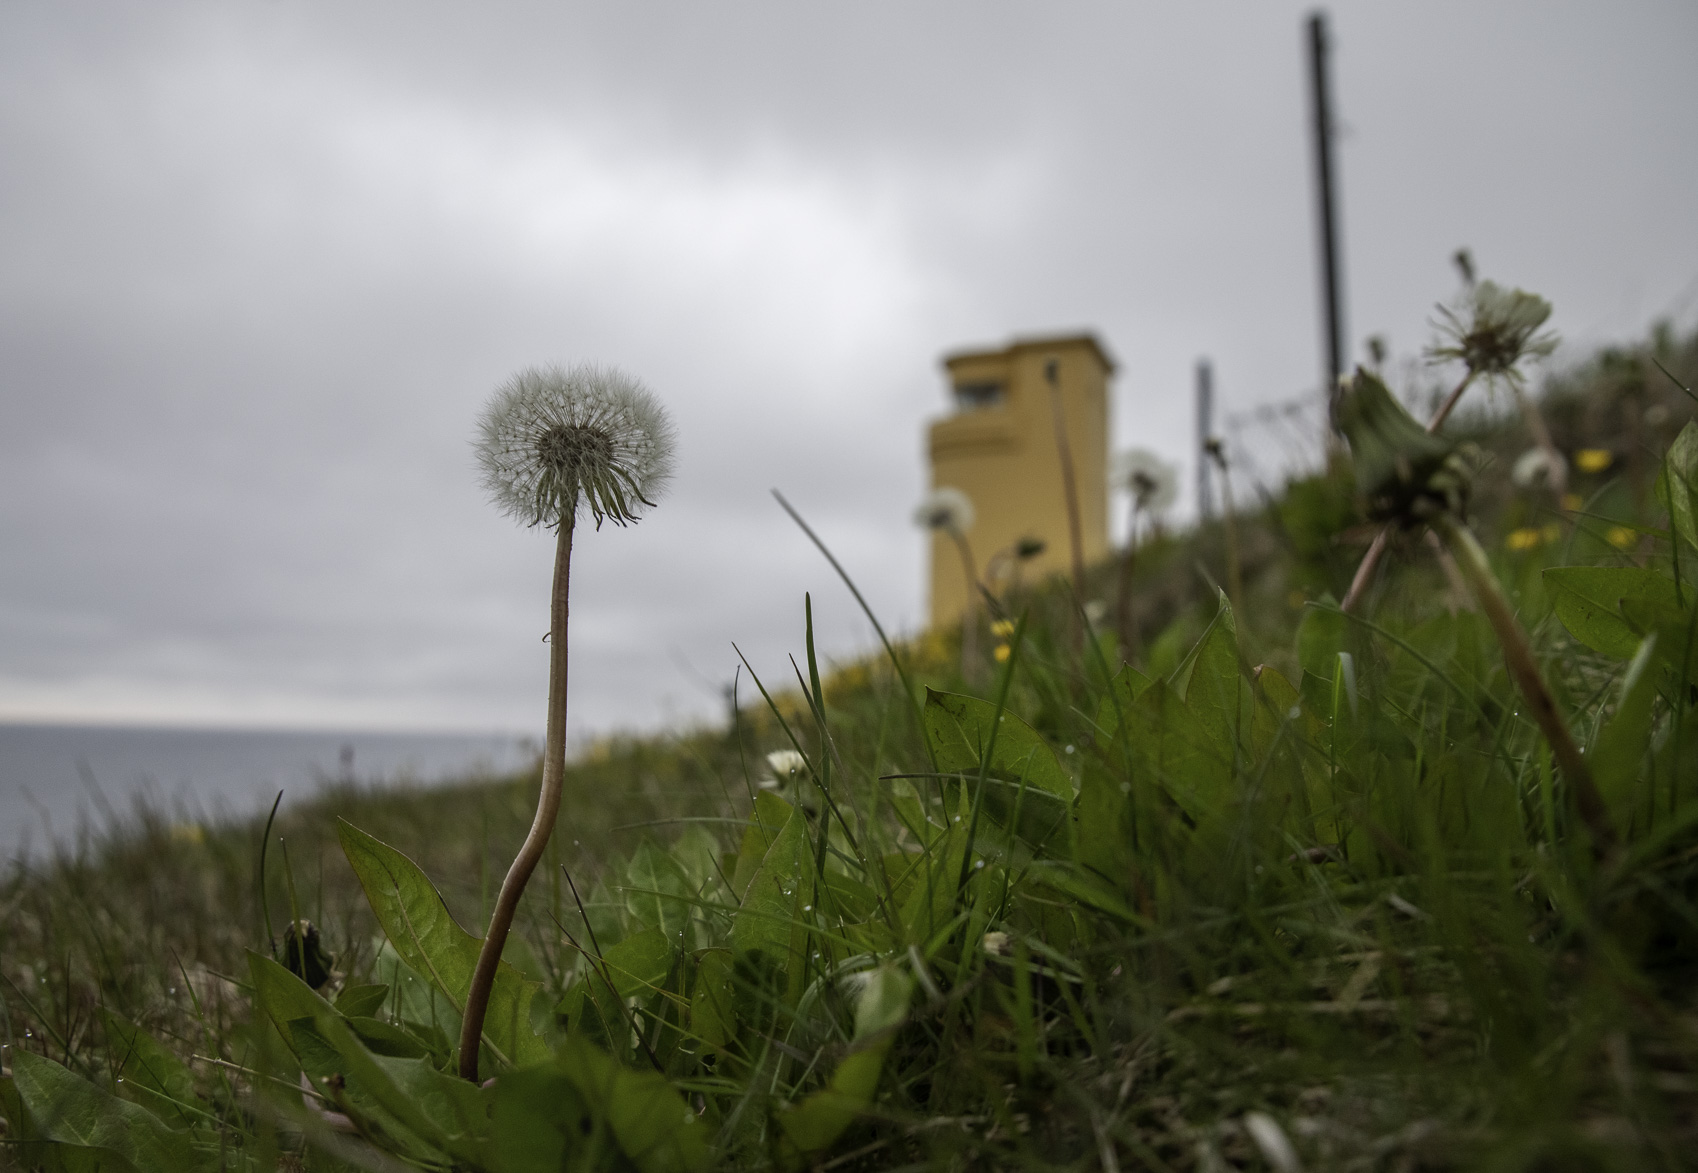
[3,315,1697,1172]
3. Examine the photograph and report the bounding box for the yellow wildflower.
[993,644,1011,663]
[1505,527,1543,552]
[1575,448,1613,474]
[989,619,1015,639]
[1607,526,1637,550]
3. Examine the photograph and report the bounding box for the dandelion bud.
[1334,368,1473,525]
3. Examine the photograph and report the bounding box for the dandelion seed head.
[476,364,676,529]
[1428,280,1558,384]
[765,749,807,779]
[913,486,975,534]
[1511,447,1566,490]
[1112,448,1179,513]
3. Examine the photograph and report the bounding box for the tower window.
[952,381,1004,412]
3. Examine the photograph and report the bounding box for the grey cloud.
[2,0,1695,736]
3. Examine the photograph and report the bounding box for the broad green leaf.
[100,1009,201,1131]
[924,689,1074,852]
[596,926,677,998]
[1145,612,1195,680]
[1657,420,1698,552]
[624,842,694,939]
[1297,600,1348,679]
[8,1049,195,1171]
[305,1008,490,1165]
[780,966,914,1156]
[336,819,547,1068]
[253,954,462,1164]
[897,787,972,945]
[1593,635,1661,833]
[689,948,736,1054]
[249,949,335,1040]
[1181,593,1247,751]
[1025,860,1145,926]
[345,1016,433,1060]
[0,1072,54,1168]
[731,791,795,897]
[556,1038,708,1173]
[1093,664,1153,737]
[487,1066,606,1173]
[732,798,809,1004]
[333,982,391,1019]
[1544,566,1684,659]
[1121,679,1233,823]
[1075,754,1131,879]
[669,825,724,896]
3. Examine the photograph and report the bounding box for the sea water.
[0,723,534,863]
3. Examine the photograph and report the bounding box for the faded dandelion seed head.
[913,486,975,535]
[1113,448,1179,513]
[1428,280,1558,383]
[476,364,676,529]
[1511,446,1566,490]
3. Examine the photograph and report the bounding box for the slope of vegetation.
[3,318,1698,1172]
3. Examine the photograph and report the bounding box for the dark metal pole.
[1308,11,1346,399]
[1196,359,1214,520]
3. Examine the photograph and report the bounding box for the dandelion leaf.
[333,982,391,1019]
[923,689,1074,853]
[1093,663,1153,737]
[1543,566,1683,659]
[1656,420,1698,553]
[489,1038,706,1173]
[731,791,795,897]
[99,1009,201,1131]
[336,818,548,1068]
[624,842,695,939]
[7,1049,195,1172]
[780,966,914,1157]
[1592,636,1662,834]
[731,797,809,1000]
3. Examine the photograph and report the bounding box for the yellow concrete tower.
[925,334,1114,626]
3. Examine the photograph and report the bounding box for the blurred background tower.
[925,334,1114,626]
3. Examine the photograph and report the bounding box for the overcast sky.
[3,2,1695,739]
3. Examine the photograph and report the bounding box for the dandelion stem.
[1425,368,1478,434]
[1116,503,1141,660]
[460,514,574,1080]
[1428,512,1615,853]
[950,529,981,679]
[1045,361,1086,648]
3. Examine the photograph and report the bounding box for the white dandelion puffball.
[1511,446,1566,490]
[765,749,807,780]
[476,364,676,529]
[913,486,975,534]
[1113,448,1179,513]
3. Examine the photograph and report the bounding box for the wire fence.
[1219,390,1332,500]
